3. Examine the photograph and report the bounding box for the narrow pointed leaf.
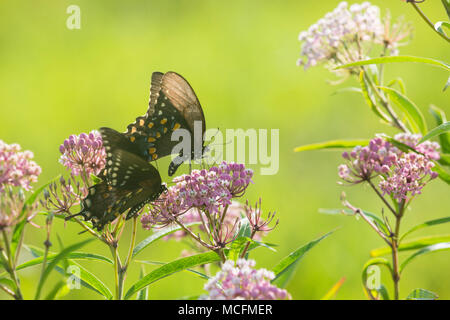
[371,235,450,257]
[35,238,94,299]
[294,139,370,152]
[271,231,333,288]
[406,288,439,300]
[319,208,389,236]
[400,242,450,273]
[137,267,148,300]
[66,261,113,300]
[335,56,450,72]
[132,222,201,258]
[429,105,450,152]
[400,217,450,242]
[321,277,346,300]
[379,87,427,134]
[124,251,221,300]
[419,122,450,144]
[359,71,388,121]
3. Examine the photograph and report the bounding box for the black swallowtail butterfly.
[67,127,166,231]
[124,71,206,176]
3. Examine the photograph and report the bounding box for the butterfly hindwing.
[73,127,166,231]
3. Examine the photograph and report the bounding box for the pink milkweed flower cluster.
[379,152,438,200]
[338,134,440,200]
[141,162,253,229]
[0,187,39,230]
[0,140,41,192]
[59,131,106,177]
[394,133,440,160]
[158,201,247,241]
[201,259,291,300]
[157,201,272,242]
[338,137,399,183]
[297,2,412,71]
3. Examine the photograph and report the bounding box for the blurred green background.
[0,0,449,299]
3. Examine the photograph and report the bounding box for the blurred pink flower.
[0,140,41,192]
[201,259,291,300]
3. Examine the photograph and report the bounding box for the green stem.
[391,201,404,300]
[240,229,257,259]
[36,217,53,300]
[410,2,450,43]
[111,245,122,300]
[124,217,138,270]
[367,179,397,217]
[1,230,23,300]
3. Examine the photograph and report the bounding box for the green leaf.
[359,71,388,121]
[136,266,148,300]
[377,284,390,300]
[90,174,103,184]
[65,261,113,300]
[435,21,450,36]
[271,231,333,288]
[10,177,59,262]
[429,105,450,153]
[361,258,392,298]
[321,277,346,300]
[371,235,450,257]
[331,87,362,95]
[438,153,450,166]
[444,76,450,92]
[401,242,450,273]
[34,238,94,299]
[387,78,406,94]
[433,161,450,184]
[442,0,450,20]
[335,56,450,72]
[19,247,112,271]
[400,217,450,242]
[132,222,201,258]
[379,87,427,135]
[124,251,221,300]
[44,281,68,300]
[419,122,450,144]
[0,276,16,291]
[319,208,389,236]
[294,139,370,152]
[177,294,201,300]
[235,217,252,239]
[406,288,439,300]
[227,237,249,262]
[135,260,210,280]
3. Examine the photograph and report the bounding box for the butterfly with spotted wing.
[124,71,207,176]
[66,127,166,231]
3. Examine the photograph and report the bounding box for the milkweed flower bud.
[59,130,106,176]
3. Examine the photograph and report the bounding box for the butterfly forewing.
[123,72,206,175]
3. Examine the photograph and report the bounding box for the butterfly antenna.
[64,212,83,221]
